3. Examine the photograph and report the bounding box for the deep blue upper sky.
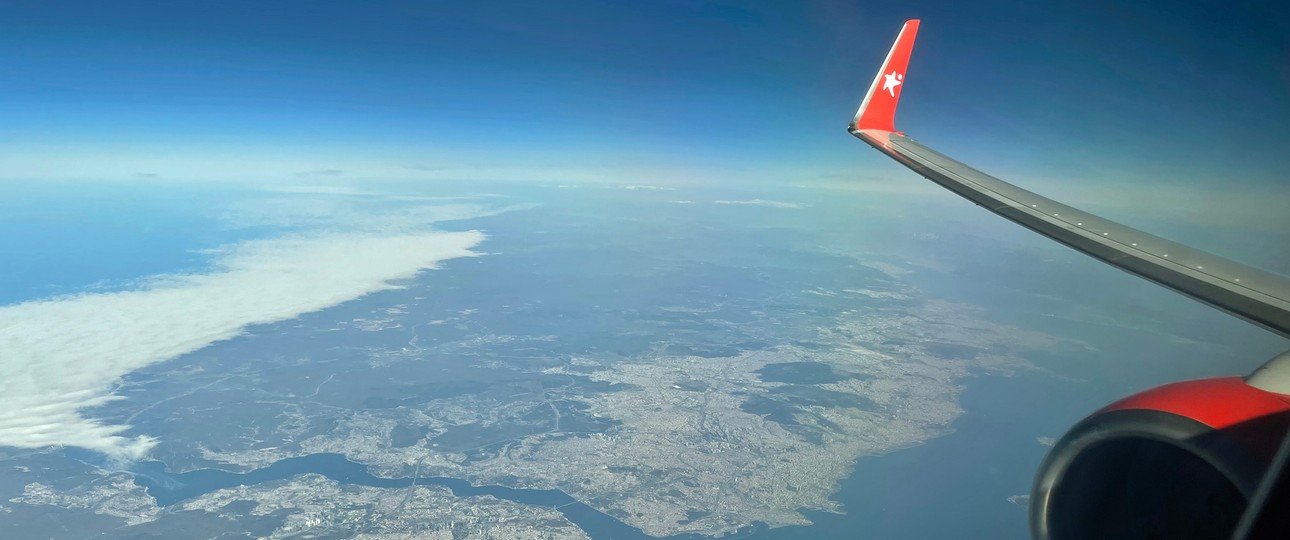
[2,1,1287,215]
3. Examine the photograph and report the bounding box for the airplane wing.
[850,20,1290,339]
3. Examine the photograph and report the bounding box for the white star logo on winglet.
[882,70,903,97]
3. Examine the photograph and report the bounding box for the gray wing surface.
[849,126,1290,339]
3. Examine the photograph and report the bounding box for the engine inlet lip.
[1030,408,1265,540]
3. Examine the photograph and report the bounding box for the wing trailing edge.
[848,22,1290,338]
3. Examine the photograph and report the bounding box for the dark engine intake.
[1030,377,1290,540]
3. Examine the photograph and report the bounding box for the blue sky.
[2,0,1288,207]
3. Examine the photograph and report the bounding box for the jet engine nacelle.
[1031,376,1290,540]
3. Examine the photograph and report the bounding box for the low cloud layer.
[0,223,484,460]
[713,199,804,209]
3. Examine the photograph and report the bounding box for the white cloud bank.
[712,199,805,209]
[623,185,675,191]
[0,229,484,460]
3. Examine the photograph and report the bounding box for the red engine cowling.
[1031,377,1290,540]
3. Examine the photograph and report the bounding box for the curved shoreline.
[130,452,727,540]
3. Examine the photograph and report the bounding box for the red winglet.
[853,19,920,132]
